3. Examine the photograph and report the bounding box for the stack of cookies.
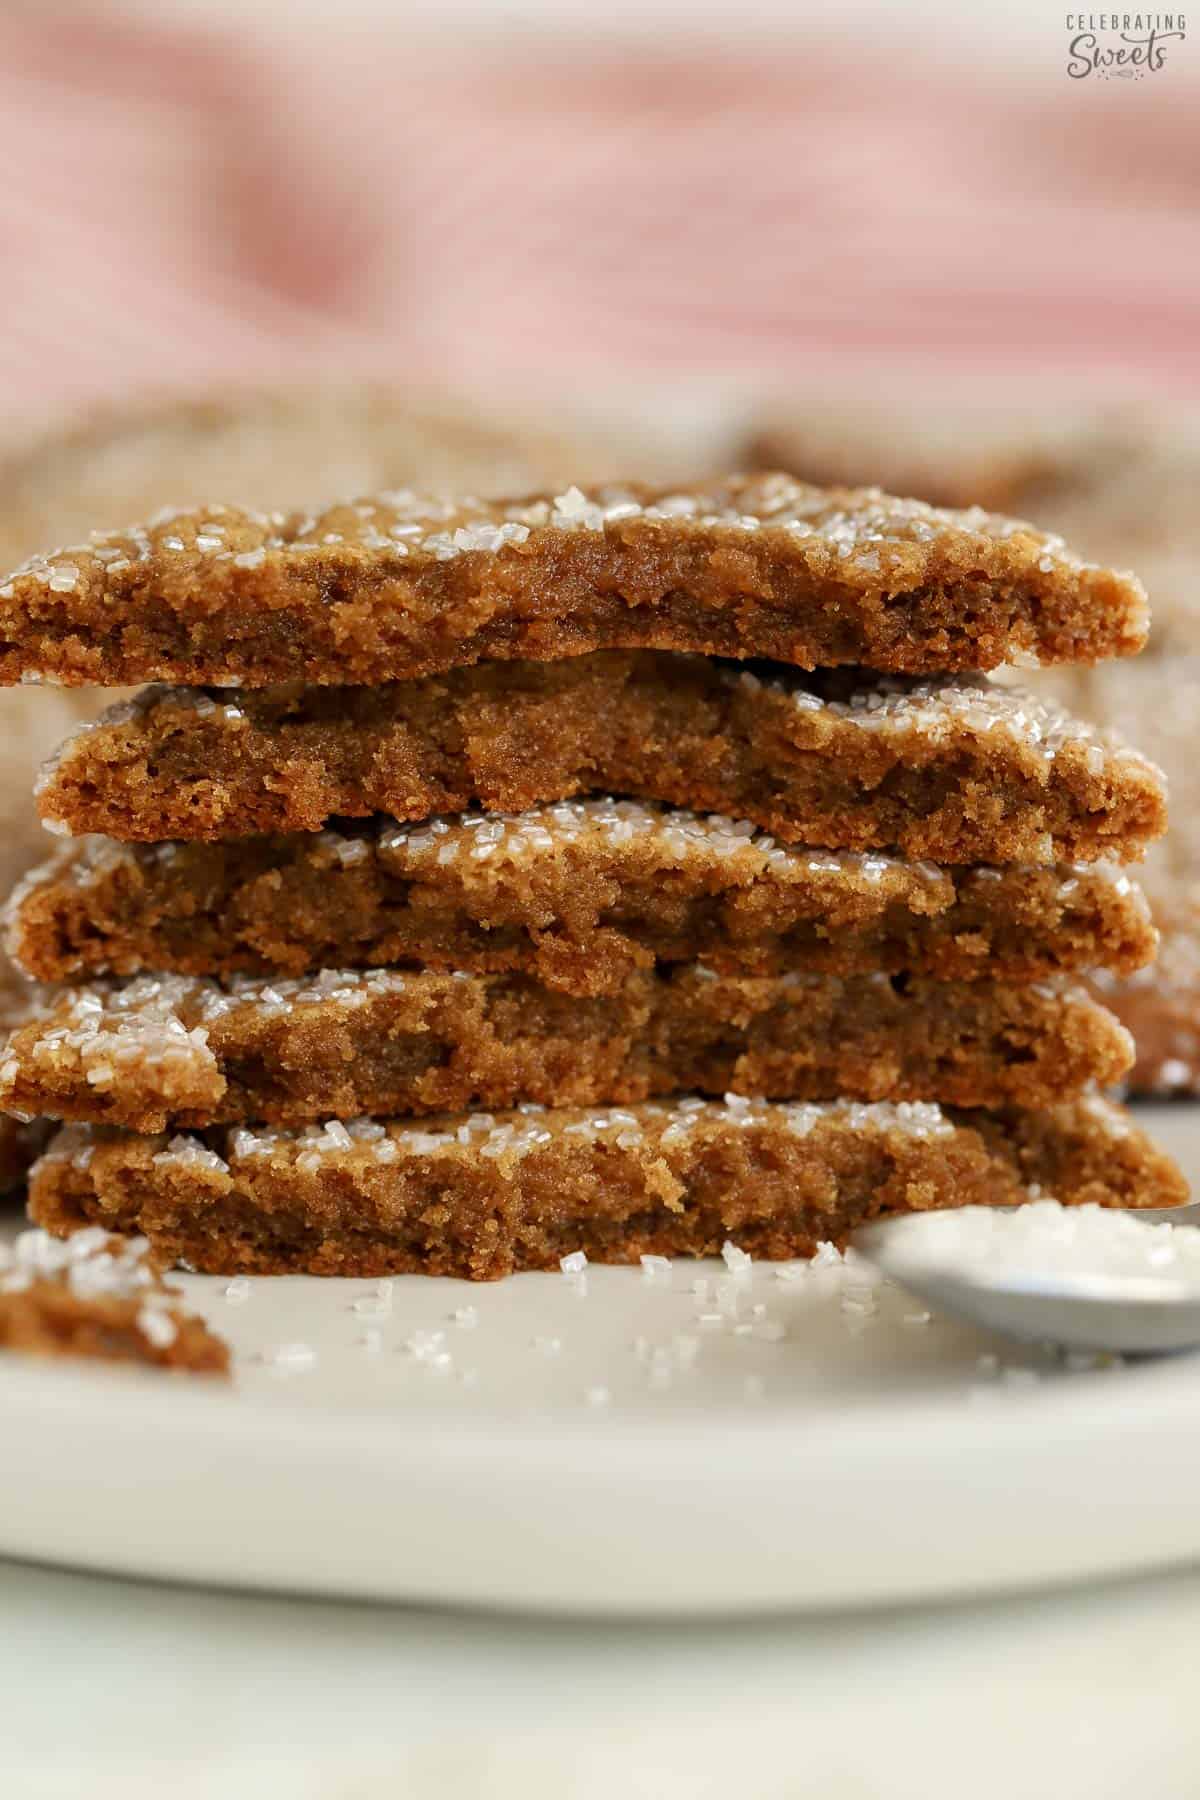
[0,474,1185,1278]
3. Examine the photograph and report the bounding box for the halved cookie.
[29,1093,1186,1280]
[5,803,1158,991]
[0,474,1147,688]
[37,656,1165,863]
[0,966,1132,1131]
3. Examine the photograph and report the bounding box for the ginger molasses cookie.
[38,657,1166,863]
[0,1226,228,1373]
[5,804,1157,991]
[29,1094,1185,1280]
[0,475,1148,689]
[0,966,1132,1131]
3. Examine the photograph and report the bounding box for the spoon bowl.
[856,1209,1200,1355]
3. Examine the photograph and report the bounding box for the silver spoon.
[855,1203,1200,1355]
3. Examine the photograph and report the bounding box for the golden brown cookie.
[0,1226,228,1373]
[38,657,1166,863]
[29,1094,1185,1280]
[0,474,1147,689]
[4,804,1158,992]
[0,966,1132,1131]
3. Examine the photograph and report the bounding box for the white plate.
[3,1103,1200,1617]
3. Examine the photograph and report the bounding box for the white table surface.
[3,1552,1199,1798]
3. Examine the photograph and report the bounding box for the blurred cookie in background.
[750,398,1200,649]
[0,384,599,572]
[1070,658,1200,1095]
[748,393,1200,1094]
[1090,904,1200,1097]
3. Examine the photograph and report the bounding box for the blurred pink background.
[1,3,1197,440]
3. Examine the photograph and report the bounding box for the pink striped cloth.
[1,10,1197,435]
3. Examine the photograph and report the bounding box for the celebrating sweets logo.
[1066,13,1187,76]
